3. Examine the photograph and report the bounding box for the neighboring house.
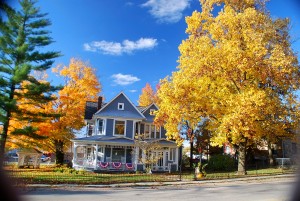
[71,92,179,172]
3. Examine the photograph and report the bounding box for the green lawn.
[5,165,295,185]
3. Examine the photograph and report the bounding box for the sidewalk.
[26,173,296,189]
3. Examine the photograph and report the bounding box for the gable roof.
[140,103,159,123]
[140,103,158,113]
[94,92,146,120]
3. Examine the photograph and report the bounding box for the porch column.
[134,147,139,170]
[72,143,77,166]
[175,147,179,171]
[94,144,98,170]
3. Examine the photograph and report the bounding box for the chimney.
[97,96,103,110]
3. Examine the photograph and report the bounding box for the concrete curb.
[25,173,296,189]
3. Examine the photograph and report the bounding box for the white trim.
[113,119,127,136]
[97,118,106,135]
[133,121,137,139]
[118,102,124,110]
[140,103,159,113]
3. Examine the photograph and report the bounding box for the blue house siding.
[106,119,114,136]
[126,120,133,138]
[143,104,158,123]
[95,93,144,120]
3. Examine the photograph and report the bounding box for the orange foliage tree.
[46,58,101,164]
[138,83,158,106]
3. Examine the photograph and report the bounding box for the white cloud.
[125,2,134,6]
[129,89,137,93]
[83,38,158,55]
[142,0,191,23]
[111,73,140,86]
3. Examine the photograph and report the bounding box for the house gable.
[142,103,158,123]
[94,92,145,120]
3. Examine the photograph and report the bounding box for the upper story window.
[145,124,150,138]
[98,119,105,135]
[150,125,160,138]
[87,124,94,137]
[150,109,156,115]
[144,123,160,139]
[169,148,176,161]
[114,120,125,136]
[118,103,124,110]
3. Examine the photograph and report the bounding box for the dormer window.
[118,103,124,110]
[150,109,156,115]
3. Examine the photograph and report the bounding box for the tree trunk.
[0,119,9,166]
[0,131,8,166]
[55,140,64,165]
[190,141,194,168]
[0,85,15,166]
[268,142,274,166]
[237,142,247,175]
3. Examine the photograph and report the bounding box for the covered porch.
[72,137,137,171]
[71,136,179,172]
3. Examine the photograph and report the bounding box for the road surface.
[21,176,297,201]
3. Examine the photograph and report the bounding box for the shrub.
[206,154,235,172]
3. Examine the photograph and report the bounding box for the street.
[20,176,297,201]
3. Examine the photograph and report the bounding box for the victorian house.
[71,92,179,172]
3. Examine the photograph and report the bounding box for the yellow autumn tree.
[155,0,299,175]
[47,58,101,164]
[138,83,157,106]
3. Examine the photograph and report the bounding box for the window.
[150,109,156,115]
[145,124,150,138]
[112,148,125,162]
[149,124,160,139]
[98,119,105,135]
[87,124,94,136]
[87,147,93,161]
[169,148,176,161]
[118,103,124,110]
[155,126,160,139]
[151,125,155,138]
[135,122,139,135]
[149,109,156,115]
[114,120,125,135]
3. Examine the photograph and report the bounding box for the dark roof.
[72,135,134,145]
[72,136,176,147]
[84,101,98,120]
[137,106,147,112]
[144,139,177,147]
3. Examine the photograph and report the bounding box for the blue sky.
[10,0,300,104]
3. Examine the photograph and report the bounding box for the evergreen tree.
[0,0,60,163]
